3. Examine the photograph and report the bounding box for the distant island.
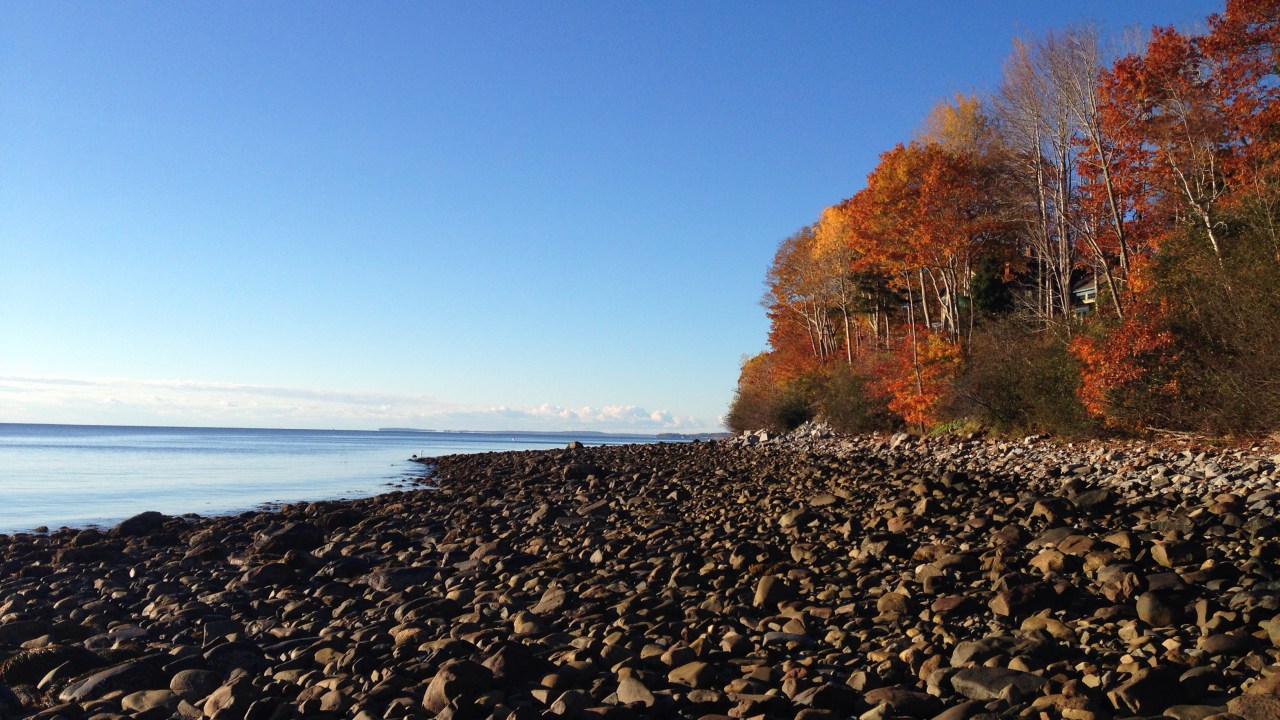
[378,428,610,435]
[378,428,729,441]
[657,432,731,440]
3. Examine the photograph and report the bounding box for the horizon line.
[0,420,725,437]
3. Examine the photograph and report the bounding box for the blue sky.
[1,1,1219,432]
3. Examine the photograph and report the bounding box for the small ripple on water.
[0,424,659,533]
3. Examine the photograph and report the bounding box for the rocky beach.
[2,430,1280,720]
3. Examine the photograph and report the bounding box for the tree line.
[728,0,1280,437]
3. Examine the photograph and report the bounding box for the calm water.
[0,424,662,534]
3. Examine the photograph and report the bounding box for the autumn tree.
[730,1,1280,436]
[1201,0,1280,257]
[1068,26,1146,318]
[994,29,1093,323]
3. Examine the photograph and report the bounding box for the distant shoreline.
[0,421,725,439]
[378,427,730,440]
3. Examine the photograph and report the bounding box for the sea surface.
[0,423,664,534]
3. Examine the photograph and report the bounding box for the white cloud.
[0,375,712,432]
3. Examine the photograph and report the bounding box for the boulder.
[110,511,167,537]
[252,522,325,555]
[59,659,165,702]
[422,659,492,713]
[951,667,1048,702]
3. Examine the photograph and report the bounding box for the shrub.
[725,354,817,433]
[815,362,895,433]
[951,318,1094,436]
[1140,224,1280,433]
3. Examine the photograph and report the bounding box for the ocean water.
[0,423,663,534]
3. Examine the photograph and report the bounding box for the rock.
[931,595,976,616]
[989,583,1047,617]
[110,510,167,537]
[203,641,268,676]
[237,560,295,587]
[792,683,859,714]
[0,645,99,686]
[54,542,123,565]
[1072,489,1113,509]
[1199,633,1258,656]
[1163,706,1230,720]
[809,493,839,508]
[59,659,165,702]
[1228,695,1280,720]
[1153,541,1206,568]
[951,667,1048,702]
[931,700,986,720]
[861,686,942,717]
[562,462,598,481]
[10,433,1280,720]
[616,676,655,707]
[319,688,350,712]
[1058,534,1097,556]
[1137,592,1182,627]
[533,585,569,614]
[754,575,792,609]
[762,631,814,647]
[1021,615,1075,640]
[1181,666,1225,699]
[422,659,493,713]
[366,566,442,593]
[1029,549,1066,575]
[252,522,325,555]
[201,679,255,718]
[952,638,1007,667]
[0,683,19,715]
[1107,666,1183,715]
[668,661,715,689]
[550,688,589,716]
[0,619,50,644]
[780,508,814,528]
[170,669,220,702]
[876,592,911,615]
[1258,616,1280,647]
[861,533,903,558]
[481,642,541,683]
[121,688,180,714]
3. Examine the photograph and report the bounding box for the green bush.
[726,374,815,433]
[726,363,897,434]
[1146,222,1280,433]
[816,363,895,433]
[949,318,1094,436]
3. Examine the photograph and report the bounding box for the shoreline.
[0,424,674,537]
[0,434,1277,718]
[1,473,427,539]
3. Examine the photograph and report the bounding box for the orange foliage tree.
[730,0,1280,434]
[1199,0,1280,256]
[1070,296,1179,428]
[884,329,962,430]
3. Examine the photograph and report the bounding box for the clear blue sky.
[1,1,1219,432]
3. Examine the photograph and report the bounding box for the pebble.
[0,425,1275,719]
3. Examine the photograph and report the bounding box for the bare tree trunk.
[918,269,933,330]
[905,274,925,433]
[841,307,853,365]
